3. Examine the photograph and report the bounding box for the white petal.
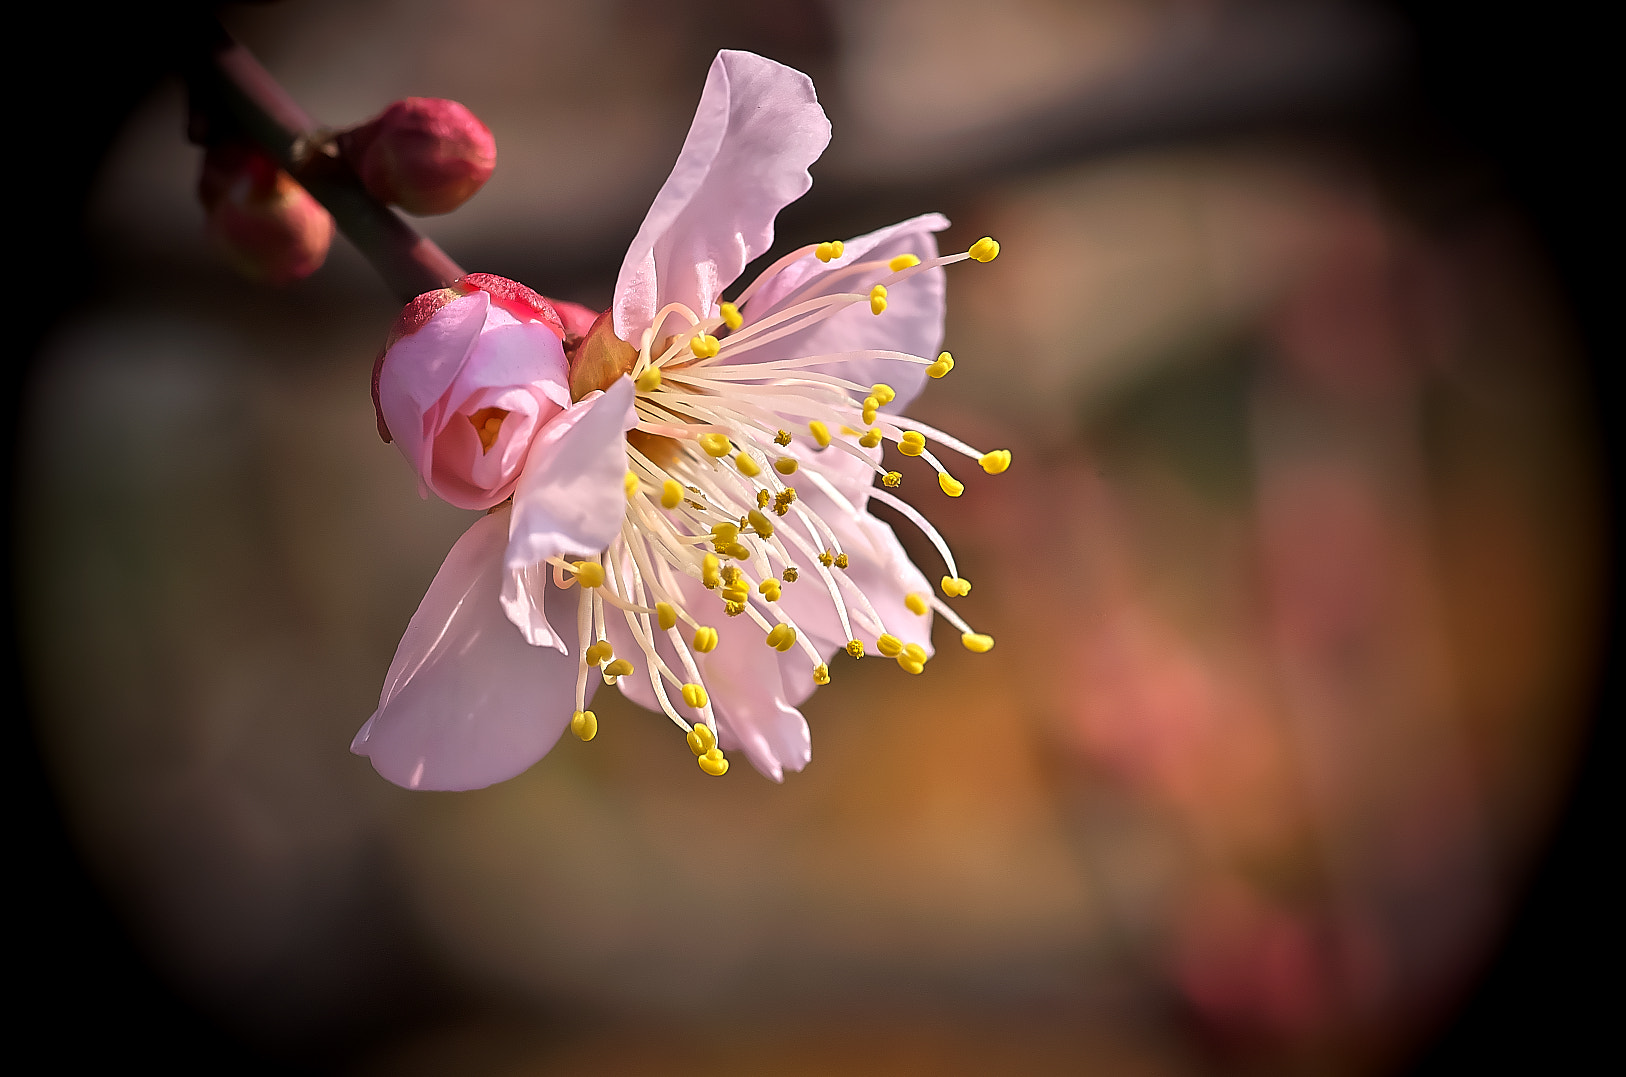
[354,506,589,791]
[613,51,831,343]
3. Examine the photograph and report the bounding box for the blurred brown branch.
[183,17,464,302]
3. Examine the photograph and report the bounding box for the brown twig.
[185,17,464,302]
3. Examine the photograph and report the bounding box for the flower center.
[467,407,508,453]
[558,236,1007,775]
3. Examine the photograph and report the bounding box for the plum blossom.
[353,50,1008,790]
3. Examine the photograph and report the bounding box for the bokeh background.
[9,1,1616,1073]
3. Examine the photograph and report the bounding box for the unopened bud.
[197,143,333,285]
[343,97,496,215]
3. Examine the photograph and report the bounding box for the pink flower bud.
[373,274,570,509]
[198,143,334,285]
[344,98,496,216]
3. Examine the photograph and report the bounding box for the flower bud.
[344,97,496,215]
[197,143,333,285]
[372,274,571,509]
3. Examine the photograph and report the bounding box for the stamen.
[468,407,507,453]
[968,237,1000,262]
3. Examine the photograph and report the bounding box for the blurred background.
[7,1,1616,1073]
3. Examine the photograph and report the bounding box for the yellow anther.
[815,240,845,263]
[687,722,717,755]
[711,521,740,544]
[681,683,709,710]
[871,384,896,405]
[635,365,662,392]
[756,489,771,508]
[724,602,746,617]
[898,430,926,457]
[693,625,719,652]
[938,472,964,497]
[876,634,903,658]
[979,449,1012,474]
[725,541,751,560]
[774,429,792,446]
[661,478,683,508]
[869,284,888,315]
[603,658,635,679]
[624,470,640,499]
[765,624,797,651]
[698,747,729,776]
[690,333,720,359]
[734,451,761,477]
[719,301,742,330]
[570,710,597,741]
[859,427,883,448]
[882,471,902,487]
[702,553,721,589]
[808,420,831,448]
[846,639,865,658]
[759,578,781,602]
[903,642,927,664]
[813,663,829,685]
[968,236,1000,262]
[722,584,750,606]
[818,551,834,567]
[584,640,614,666]
[961,632,995,653]
[862,396,879,424]
[888,253,921,272]
[834,552,849,569]
[774,458,798,475]
[898,655,926,675]
[656,602,677,631]
[905,593,928,616]
[721,565,742,584]
[941,575,972,597]
[772,488,797,515]
[698,432,731,457]
[573,561,605,588]
[747,509,774,537]
[926,351,954,378]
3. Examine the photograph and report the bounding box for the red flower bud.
[198,143,334,285]
[344,98,496,216]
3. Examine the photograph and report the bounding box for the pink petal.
[700,621,812,782]
[613,50,831,343]
[504,375,636,576]
[378,291,492,490]
[741,213,950,411]
[353,506,588,791]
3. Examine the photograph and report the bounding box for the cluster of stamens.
[561,236,1007,774]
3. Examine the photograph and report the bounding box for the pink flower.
[372,273,580,510]
[354,51,1007,790]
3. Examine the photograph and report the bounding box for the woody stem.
[183,17,465,302]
